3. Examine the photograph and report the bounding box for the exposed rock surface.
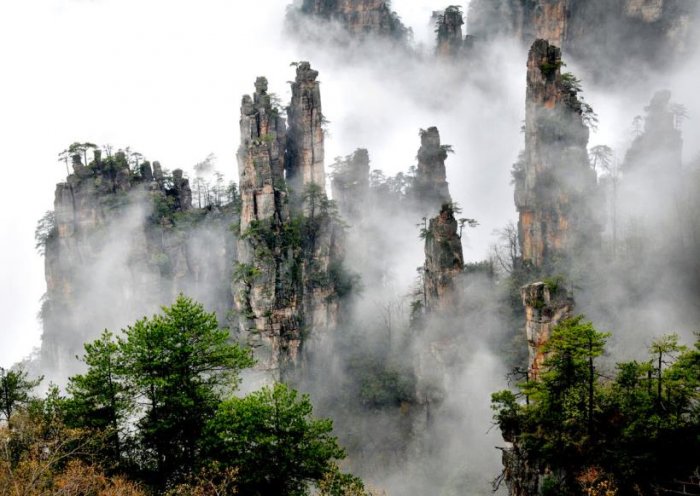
[423,203,464,314]
[238,76,288,232]
[330,148,370,222]
[467,0,697,81]
[435,6,466,58]
[286,62,326,202]
[413,127,452,214]
[623,90,683,176]
[43,151,235,381]
[521,281,573,380]
[235,70,346,381]
[514,39,598,272]
[292,0,408,41]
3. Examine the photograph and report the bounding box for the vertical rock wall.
[42,151,235,382]
[414,127,452,214]
[514,39,597,271]
[330,148,370,222]
[423,204,464,314]
[236,67,345,381]
[467,0,697,80]
[296,0,408,41]
[435,6,466,58]
[286,62,326,201]
[521,281,574,381]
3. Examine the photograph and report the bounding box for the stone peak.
[294,61,319,83]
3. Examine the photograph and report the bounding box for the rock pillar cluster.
[42,149,237,382]
[238,76,288,232]
[235,63,344,381]
[466,0,696,80]
[514,39,597,272]
[295,0,408,41]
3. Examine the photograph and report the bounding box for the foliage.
[0,366,43,422]
[205,383,348,496]
[492,321,700,494]
[118,295,254,483]
[0,387,95,496]
[65,330,132,470]
[34,210,57,256]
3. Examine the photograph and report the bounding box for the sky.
[0,0,462,367]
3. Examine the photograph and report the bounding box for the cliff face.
[235,66,346,381]
[286,62,326,201]
[435,6,466,58]
[414,127,452,214]
[514,39,598,272]
[467,0,697,80]
[292,0,408,42]
[423,204,464,314]
[238,77,288,232]
[521,281,573,380]
[623,90,683,177]
[330,148,370,222]
[43,151,235,380]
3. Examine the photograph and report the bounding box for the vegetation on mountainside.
[1,296,374,495]
[492,317,700,495]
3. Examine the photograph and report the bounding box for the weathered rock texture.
[286,62,326,201]
[521,281,574,380]
[435,6,466,58]
[467,0,697,80]
[238,76,288,232]
[235,68,346,381]
[330,148,370,222]
[294,0,408,41]
[623,90,683,177]
[423,203,464,314]
[42,151,235,381]
[514,39,598,272]
[413,127,452,214]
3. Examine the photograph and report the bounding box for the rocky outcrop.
[435,6,466,58]
[286,62,326,203]
[423,203,464,314]
[330,148,370,222]
[467,0,697,81]
[623,90,683,176]
[514,39,598,272]
[413,127,452,214]
[238,76,288,232]
[292,0,408,41]
[521,281,574,380]
[42,150,235,382]
[235,70,347,381]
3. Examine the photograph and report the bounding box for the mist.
[2,0,700,494]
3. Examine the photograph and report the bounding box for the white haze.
[0,0,486,367]
[1,0,699,494]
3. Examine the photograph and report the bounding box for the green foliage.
[205,383,347,496]
[0,367,43,422]
[34,210,56,256]
[492,322,700,494]
[560,72,582,93]
[118,295,254,482]
[540,60,563,77]
[65,330,132,469]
